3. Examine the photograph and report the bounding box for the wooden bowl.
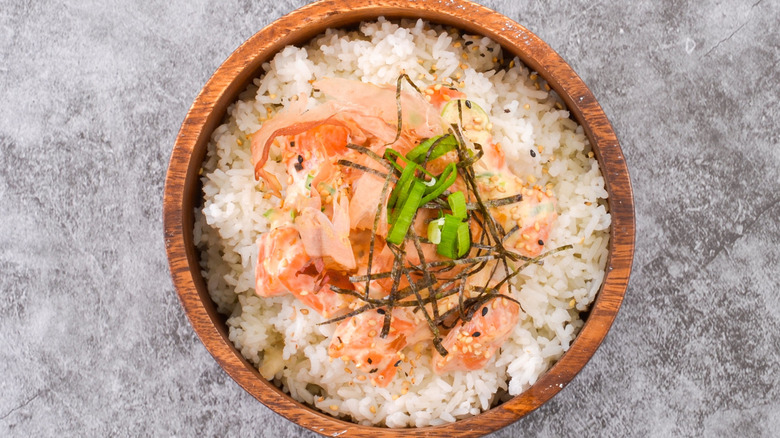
[163,0,635,436]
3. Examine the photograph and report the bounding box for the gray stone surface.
[1,0,778,436]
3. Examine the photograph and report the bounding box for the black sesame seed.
[297,155,304,163]
[465,41,473,46]
[504,109,510,113]
[337,336,343,344]
[530,149,537,158]
[472,331,481,338]
[480,53,485,57]
[290,141,295,147]
[465,100,472,109]
[294,162,303,171]
[481,307,488,316]
[487,47,494,52]
[367,358,373,364]
[369,368,378,373]
[538,239,544,246]
[394,360,402,367]
[376,308,386,315]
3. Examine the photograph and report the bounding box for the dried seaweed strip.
[345,143,395,172]
[317,304,374,326]
[336,159,395,180]
[380,247,406,338]
[409,230,438,321]
[470,194,523,209]
[401,264,448,356]
[388,73,422,146]
[364,170,395,301]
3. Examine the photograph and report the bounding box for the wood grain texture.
[162,0,636,436]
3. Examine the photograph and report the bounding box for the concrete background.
[1,0,778,436]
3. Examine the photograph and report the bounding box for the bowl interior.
[164,1,635,436]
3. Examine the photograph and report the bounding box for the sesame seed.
[509,60,515,68]
[425,95,432,102]
[330,405,339,411]
[269,93,277,99]
[464,337,473,344]
[482,307,488,316]
[530,73,538,80]
[376,308,386,315]
[473,331,481,337]
[523,103,531,110]
[341,355,349,362]
[263,193,271,199]
[492,300,499,309]
[392,394,399,400]
[544,83,551,91]
[370,405,377,413]
[368,320,377,327]
[538,239,544,246]
[425,88,434,95]
[588,151,595,158]
[534,222,541,231]
[522,233,531,240]
[460,63,468,70]
[434,83,442,91]
[474,343,482,349]
[453,42,462,48]
[300,308,309,315]
[492,57,498,63]
[299,291,309,296]
[569,299,576,308]
[455,72,462,79]
[344,367,352,374]
[394,360,402,367]
[534,82,540,90]
[442,94,451,101]
[357,375,366,381]
[530,149,537,158]
[431,64,438,71]
[527,175,536,184]
[461,53,468,60]
[367,357,373,364]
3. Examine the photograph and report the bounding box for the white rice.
[194,18,611,427]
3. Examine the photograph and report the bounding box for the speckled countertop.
[1,0,778,436]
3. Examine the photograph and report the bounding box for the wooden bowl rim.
[163,0,636,436]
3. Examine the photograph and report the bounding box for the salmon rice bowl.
[194,18,611,427]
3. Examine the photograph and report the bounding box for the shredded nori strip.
[388,73,422,146]
[336,159,395,180]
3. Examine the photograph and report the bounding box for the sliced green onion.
[420,163,457,204]
[388,160,419,213]
[305,173,314,190]
[436,214,471,259]
[427,218,445,244]
[387,180,426,245]
[448,191,467,219]
[406,134,458,163]
[436,215,464,258]
[455,221,470,257]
